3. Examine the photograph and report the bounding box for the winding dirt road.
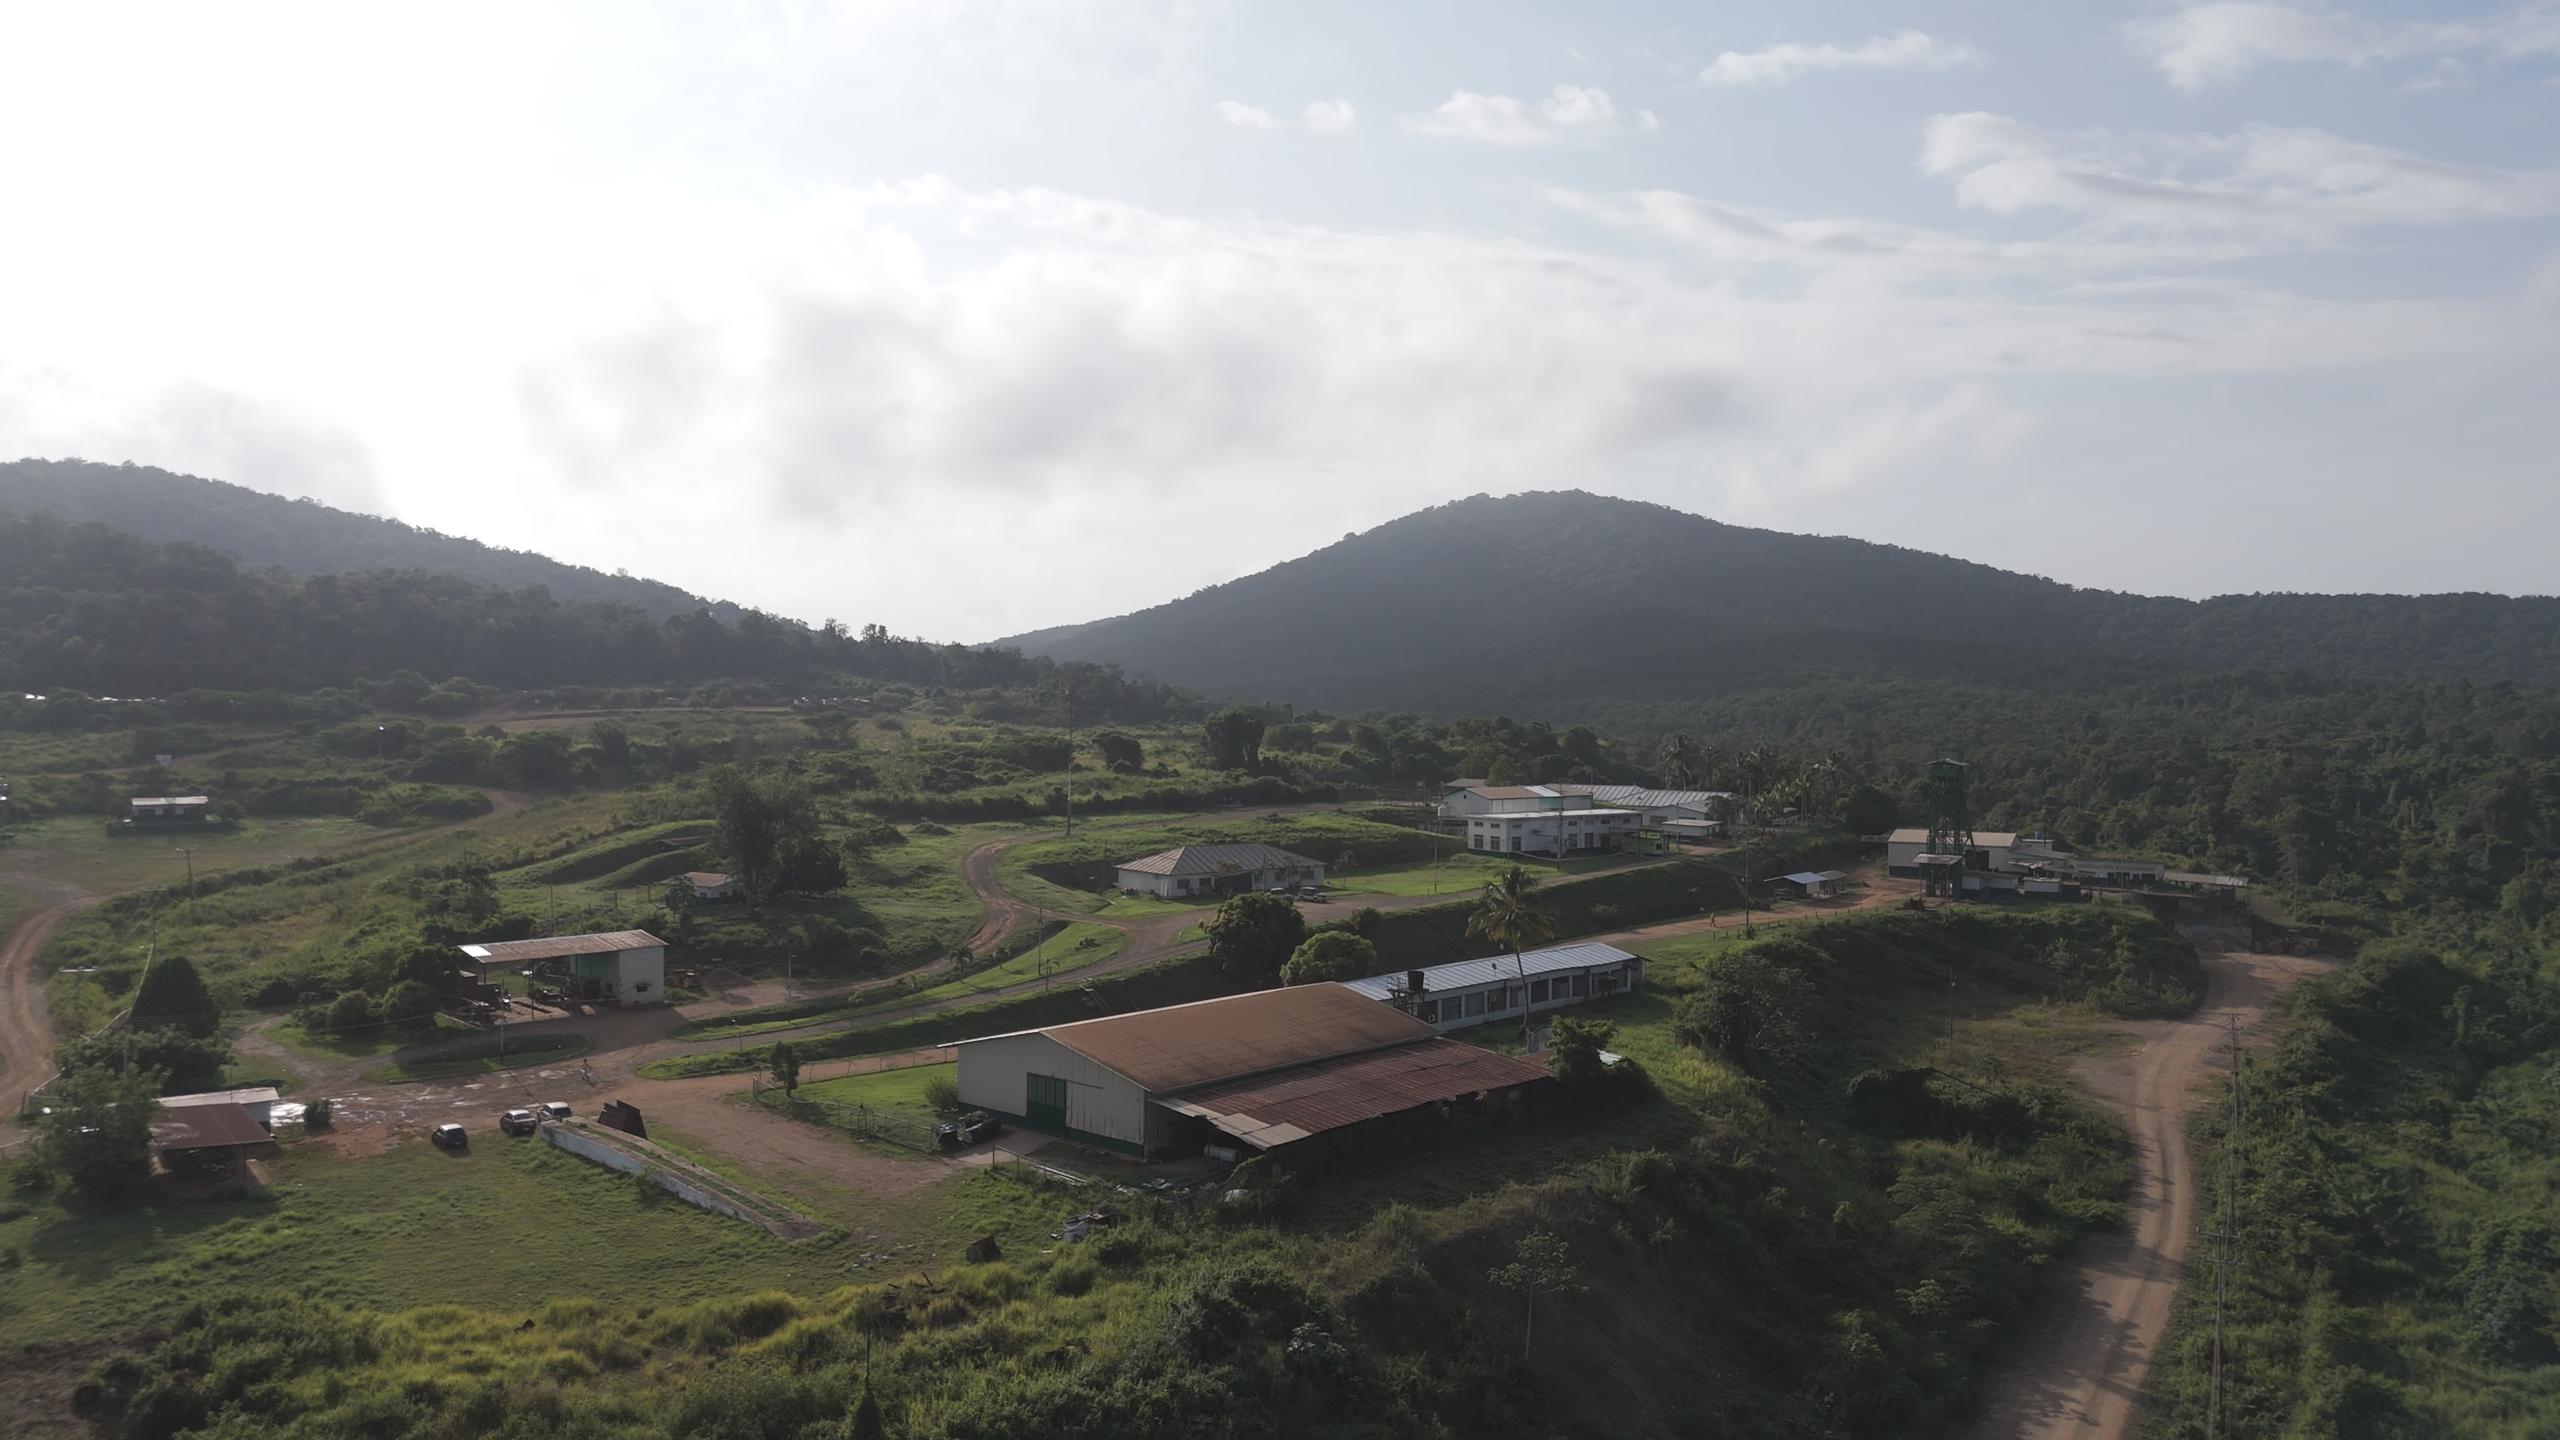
[1961,949,2332,1440]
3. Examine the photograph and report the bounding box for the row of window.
[1414,969,1626,1023]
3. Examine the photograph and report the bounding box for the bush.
[325,990,380,1035]
[7,1149,52,1194]
[922,1074,962,1117]
[304,1096,333,1130]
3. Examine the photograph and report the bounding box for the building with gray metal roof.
[1340,942,1646,1033]
[1112,843,1324,899]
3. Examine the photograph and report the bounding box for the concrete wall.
[542,1122,762,1227]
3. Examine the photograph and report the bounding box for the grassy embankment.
[2142,936,2560,1438]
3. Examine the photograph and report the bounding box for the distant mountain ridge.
[0,458,733,621]
[1001,490,2560,713]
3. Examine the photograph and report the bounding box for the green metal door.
[1025,1074,1068,1134]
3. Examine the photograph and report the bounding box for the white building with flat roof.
[1463,807,1640,856]
[1340,942,1646,1032]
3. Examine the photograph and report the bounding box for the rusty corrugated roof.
[999,984,1437,1093]
[151,1102,269,1151]
[458,930,666,962]
[1161,1038,1552,1148]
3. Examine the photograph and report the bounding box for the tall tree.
[38,1063,164,1202]
[771,1041,802,1099]
[1488,1230,1586,1355]
[1202,709,1266,771]
[1467,865,1556,1052]
[1204,892,1308,984]
[129,954,220,1037]
[1658,733,1702,789]
[1280,931,1377,986]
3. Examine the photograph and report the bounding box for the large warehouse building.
[949,984,1550,1160]
[459,930,668,1006]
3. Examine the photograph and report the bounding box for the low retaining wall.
[541,1120,823,1239]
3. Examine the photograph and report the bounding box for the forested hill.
[0,508,1192,717]
[1001,490,2560,712]
[0,458,728,621]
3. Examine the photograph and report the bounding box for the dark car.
[959,1113,1003,1145]
[499,1109,537,1136]
[431,1122,469,1150]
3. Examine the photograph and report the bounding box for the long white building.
[1462,807,1640,856]
[1339,942,1645,1032]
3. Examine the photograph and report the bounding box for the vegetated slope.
[0,457,726,620]
[0,508,1185,710]
[1001,490,2560,711]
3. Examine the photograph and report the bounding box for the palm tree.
[1469,865,1557,1053]
[1657,733,1701,790]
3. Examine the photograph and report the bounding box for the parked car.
[959,1112,1003,1145]
[431,1123,469,1150]
[499,1109,537,1136]
[1297,884,1327,901]
[537,1102,573,1123]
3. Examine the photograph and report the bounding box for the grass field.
[907,923,1123,1004]
[786,1062,952,1123]
[362,1031,595,1083]
[0,1133,865,1347]
[0,815,376,895]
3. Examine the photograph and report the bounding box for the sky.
[2,2,2556,640]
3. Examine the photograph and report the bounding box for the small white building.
[1885,828,2020,876]
[459,929,668,1006]
[128,795,212,822]
[161,1086,282,1129]
[675,871,744,902]
[1339,942,1646,1033]
[1464,807,1640,856]
[1772,869,1850,899]
[1437,784,1572,819]
[1113,844,1324,899]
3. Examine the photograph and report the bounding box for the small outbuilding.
[151,1101,274,1177]
[1113,844,1324,899]
[675,871,744,902]
[127,795,213,823]
[162,1086,282,1129]
[459,930,668,1006]
[1773,869,1850,899]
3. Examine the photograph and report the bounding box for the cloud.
[2125,3,2560,90]
[1215,100,1279,130]
[1404,85,1648,145]
[1701,30,1980,87]
[1922,112,2560,240]
[1304,97,1357,133]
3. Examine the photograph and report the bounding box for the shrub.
[325,990,379,1035]
[304,1096,333,1130]
[922,1074,962,1117]
[8,1148,54,1194]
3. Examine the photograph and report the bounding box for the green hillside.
[1000,490,2560,712]
[0,457,726,620]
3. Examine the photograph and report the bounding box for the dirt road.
[0,891,96,1124]
[1961,950,2332,1440]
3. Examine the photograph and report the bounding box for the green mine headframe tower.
[1920,756,1975,898]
